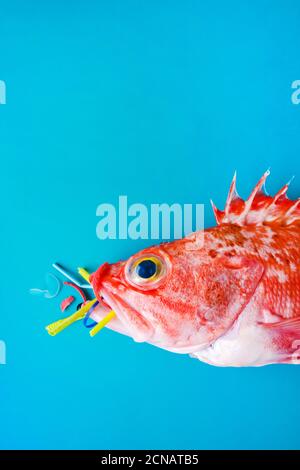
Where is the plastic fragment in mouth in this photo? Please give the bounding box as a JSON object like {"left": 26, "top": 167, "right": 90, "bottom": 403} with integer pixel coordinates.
{"left": 29, "top": 273, "right": 61, "bottom": 299}
{"left": 89, "top": 309, "right": 116, "bottom": 337}
{"left": 83, "top": 300, "right": 99, "bottom": 329}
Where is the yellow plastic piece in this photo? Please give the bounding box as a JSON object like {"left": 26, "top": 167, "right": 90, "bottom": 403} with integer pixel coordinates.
{"left": 46, "top": 298, "right": 98, "bottom": 336}
{"left": 90, "top": 310, "right": 116, "bottom": 337}
{"left": 77, "top": 267, "right": 91, "bottom": 283}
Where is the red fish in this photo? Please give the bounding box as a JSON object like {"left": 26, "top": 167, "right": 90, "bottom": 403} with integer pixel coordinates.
{"left": 89, "top": 171, "right": 300, "bottom": 367}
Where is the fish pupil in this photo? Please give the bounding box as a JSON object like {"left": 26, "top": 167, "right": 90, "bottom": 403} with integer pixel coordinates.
{"left": 136, "top": 259, "right": 157, "bottom": 279}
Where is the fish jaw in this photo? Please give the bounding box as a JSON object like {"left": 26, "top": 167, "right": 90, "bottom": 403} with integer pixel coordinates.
{"left": 102, "top": 285, "right": 155, "bottom": 342}
{"left": 90, "top": 283, "right": 155, "bottom": 343}
{"left": 89, "top": 300, "right": 132, "bottom": 338}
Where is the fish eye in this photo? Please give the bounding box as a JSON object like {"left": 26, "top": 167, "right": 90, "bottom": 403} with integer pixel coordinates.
{"left": 135, "top": 259, "right": 157, "bottom": 279}
{"left": 125, "top": 254, "right": 168, "bottom": 289}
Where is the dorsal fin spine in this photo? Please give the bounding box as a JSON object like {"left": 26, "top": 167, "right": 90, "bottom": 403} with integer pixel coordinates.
{"left": 236, "top": 170, "right": 270, "bottom": 224}
{"left": 284, "top": 198, "right": 300, "bottom": 225}
{"left": 210, "top": 199, "right": 223, "bottom": 225}
{"left": 211, "top": 171, "right": 300, "bottom": 227}
{"left": 225, "top": 171, "right": 239, "bottom": 217}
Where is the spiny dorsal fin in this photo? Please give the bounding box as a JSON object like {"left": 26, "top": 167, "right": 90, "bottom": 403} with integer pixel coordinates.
{"left": 211, "top": 170, "right": 300, "bottom": 227}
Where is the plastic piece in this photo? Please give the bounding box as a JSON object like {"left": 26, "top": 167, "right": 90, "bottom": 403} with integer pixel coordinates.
{"left": 52, "top": 262, "right": 92, "bottom": 289}
{"left": 60, "top": 295, "right": 75, "bottom": 312}
{"left": 63, "top": 281, "right": 87, "bottom": 302}
{"left": 29, "top": 273, "right": 61, "bottom": 299}
{"left": 90, "top": 310, "right": 116, "bottom": 337}
{"left": 46, "top": 298, "right": 98, "bottom": 336}
{"left": 78, "top": 267, "right": 91, "bottom": 283}
{"left": 83, "top": 300, "right": 99, "bottom": 328}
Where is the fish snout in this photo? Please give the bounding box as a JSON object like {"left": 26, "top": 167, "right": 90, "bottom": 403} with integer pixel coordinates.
{"left": 91, "top": 261, "right": 126, "bottom": 296}
{"left": 90, "top": 262, "right": 111, "bottom": 295}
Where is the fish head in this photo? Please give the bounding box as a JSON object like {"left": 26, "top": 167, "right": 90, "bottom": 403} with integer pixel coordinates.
{"left": 91, "top": 235, "right": 264, "bottom": 352}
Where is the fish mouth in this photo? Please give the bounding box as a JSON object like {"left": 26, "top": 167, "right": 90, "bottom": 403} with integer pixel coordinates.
{"left": 90, "top": 287, "right": 154, "bottom": 343}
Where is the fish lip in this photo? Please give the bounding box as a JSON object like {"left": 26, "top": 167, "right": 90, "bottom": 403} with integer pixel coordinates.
{"left": 99, "top": 286, "right": 154, "bottom": 343}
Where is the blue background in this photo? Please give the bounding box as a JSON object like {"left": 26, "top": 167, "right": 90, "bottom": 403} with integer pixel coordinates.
{"left": 1, "top": 0, "right": 300, "bottom": 450}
